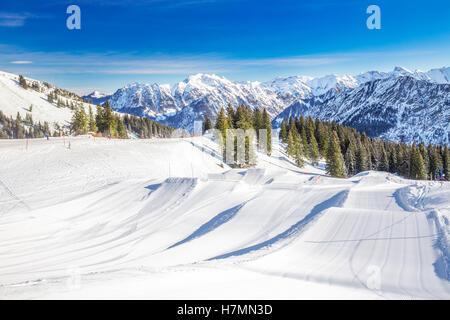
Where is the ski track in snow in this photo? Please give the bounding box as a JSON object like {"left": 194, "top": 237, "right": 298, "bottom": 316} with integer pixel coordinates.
{"left": 0, "top": 136, "right": 449, "bottom": 299}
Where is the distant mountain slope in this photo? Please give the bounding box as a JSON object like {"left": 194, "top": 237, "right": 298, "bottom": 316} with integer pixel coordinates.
{"left": 82, "top": 91, "right": 111, "bottom": 105}
{"left": 106, "top": 67, "right": 450, "bottom": 137}
{"left": 273, "top": 76, "right": 450, "bottom": 145}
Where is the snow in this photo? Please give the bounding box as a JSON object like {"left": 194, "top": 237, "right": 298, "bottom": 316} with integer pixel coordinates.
{"left": 0, "top": 136, "right": 448, "bottom": 299}
{"left": 0, "top": 71, "right": 97, "bottom": 131}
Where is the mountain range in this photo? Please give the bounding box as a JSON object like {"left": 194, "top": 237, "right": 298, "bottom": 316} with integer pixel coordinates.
{"left": 0, "top": 66, "right": 448, "bottom": 145}
{"left": 83, "top": 66, "right": 449, "bottom": 144}
{"left": 273, "top": 75, "right": 449, "bottom": 145}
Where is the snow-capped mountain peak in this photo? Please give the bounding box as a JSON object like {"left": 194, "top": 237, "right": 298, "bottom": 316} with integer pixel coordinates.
{"left": 82, "top": 90, "right": 112, "bottom": 105}
{"left": 393, "top": 66, "right": 413, "bottom": 74}
{"left": 90, "top": 90, "right": 108, "bottom": 98}
{"left": 104, "top": 66, "right": 449, "bottom": 143}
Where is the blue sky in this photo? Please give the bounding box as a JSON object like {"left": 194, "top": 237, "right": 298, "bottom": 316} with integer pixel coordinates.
{"left": 0, "top": 0, "right": 449, "bottom": 94}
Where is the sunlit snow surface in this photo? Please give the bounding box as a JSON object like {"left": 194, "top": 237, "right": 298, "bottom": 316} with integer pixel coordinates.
{"left": 0, "top": 71, "right": 98, "bottom": 131}
{"left": 0, "top": 136, "right": 448, "bottom": 299}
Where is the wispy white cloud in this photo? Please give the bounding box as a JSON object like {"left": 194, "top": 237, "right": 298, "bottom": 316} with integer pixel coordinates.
{"left": 10, "top": 60, "right": 33, "bottom": 64}
{"left": 0, "top": 49, "right": 346, "bottom": 76}
{"left": 236, "top": 56, "right": 348, "bottom": 67}
{"left": 0, "top": 12, "right": 52, "bottom": 27}
{"left": 0, "top": 46, "right": 443, "bottom": 83}
{"left": 0, "top": 13, "right": 27, "bottom": 27}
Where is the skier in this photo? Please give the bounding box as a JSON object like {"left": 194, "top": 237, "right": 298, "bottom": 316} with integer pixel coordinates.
{"left": 45, "top": 133, "right": 49, "bottom": 140}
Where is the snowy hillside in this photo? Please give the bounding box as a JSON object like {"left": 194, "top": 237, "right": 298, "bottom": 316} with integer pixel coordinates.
{"left": 0, "top": 136, "right": 448, "bottom": 299}
{"left": 0, "top": 71, "right": 97, "bottom": 132}
{"left": 273, "top": 76, "right": 450, "bottom": 145}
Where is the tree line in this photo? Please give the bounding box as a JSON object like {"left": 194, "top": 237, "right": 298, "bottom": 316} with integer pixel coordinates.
{"left": 0, "top": 110, "right": 51, "bottom": 139}
{"left": 280, "top": 115, "right": 449, "bottom": 180}
{"left": 19, "top": 74, "right": 89, "bottom": 104}
{"left": 0, "top": 101, "right": 173, "bottom": 139}
{"left": 70, "top": 100, "right": 174, "bottom": 138}
{"left": 213, "top": 104, "right": 272, "bottom": 167}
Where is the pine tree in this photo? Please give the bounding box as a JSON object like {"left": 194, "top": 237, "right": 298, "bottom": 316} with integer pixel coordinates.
{"left": 305, "top": 116, "right": 316, "bottom": 144}
{"left": 294, "top": 146, "right": 304, "bottom": 168}
{"left": 262, "top": 108, "right": 272, "bottom": 156}
{"left": 103, "top": 100, "right": 117, "bottom": 136}
{"left": 203, "top": 114, "right": 213, "bottom": 134}
{"left": 409, "top": 144, "right": 426, "bottom": 180}
{"left": 419, "top": 142, "right": 429, "bottom": 174}
{"left": 308, "top": 134, "right": 320, "bottom": 166}
{"left": 378, "top": 145, "right": 389, "bottom": 172}
{"left": 253, "top": 109, "right": 263, "bottom": 133}
{"left": 14, "top": 113, "right": 24, "bottom": 139}
{"left": 326, "top": 131, "right": 346, "bottom": 178}
{"left": 0, "top": 128, "right": 7, "bottom": 138}
{"left": 286, "top": 129, "right": 296, "bottom": 157}
{"left": 95, "top": 105, "right": 105, "bottom": 132}
{"left": 290, "top": 117, "right": 297, "bottom": 134}
{"left": 71, "top": 107, "right": 88, "bottom": 135}
{"left": 235, "top": 104, "right": 252, "bottom": 129}
{"left": 344, "top": 140, "right": 357, "bottom": 176}
{"left": 389, "top": 145, "right": 398, "bottom": 173}
{"left": 214, "top": 107, "right": 229, "bottom": 161}
{"left": 397, "top": 144, "right": 410, "bottom": 177}
{"left": 116, "top": 116, "right": 127, "bottom": 138}
{"left": 293, "top": 128, "right": 304, "bottom": 155}
{"left": 316, "top": 121, "right": 329, "bottom": 157}
{"left": 88, "top": 106, "right": 98, "bottom": 132}
{"left": 429, "top": 146, "right": 443, "bottom": 179}
{"left": 279, "top": 120, "right": 288, "bottom": 143}
{"left": 226, "top": 105, "right": 235, "bottom": 129}
{"left": 25, "top": 113, "right": 33, "bottom": 126}
{"left": 214, "top": 107, "right": 228, "bottom": 140}
{"left": 18, "top": 75, "right": 28, "bottom": 89}
{"left": 443, "top": 145, "right": 449, "bottom": 180}
{"left": 357, "top": 141, "right": 370, "bottom": 172}
{"left": 47, "top": 92, "right": 54, "bottom": 104}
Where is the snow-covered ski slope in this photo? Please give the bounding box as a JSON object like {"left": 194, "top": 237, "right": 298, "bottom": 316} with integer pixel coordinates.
{"left": 0, "top": 71, "right": 96, "bottom": 130}
{"left": 0, "top": 136, "right": 449, "bottom": 299}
